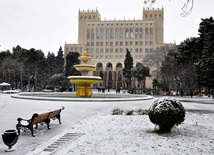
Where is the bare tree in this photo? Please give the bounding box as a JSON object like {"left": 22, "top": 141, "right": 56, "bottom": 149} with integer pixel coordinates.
{"left": 143, "top": 0, "right": 194, "bottom": 17}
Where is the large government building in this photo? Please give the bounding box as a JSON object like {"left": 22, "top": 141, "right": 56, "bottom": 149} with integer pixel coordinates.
{"left": 64, "top": 8, "right": 175, "bottom": 90}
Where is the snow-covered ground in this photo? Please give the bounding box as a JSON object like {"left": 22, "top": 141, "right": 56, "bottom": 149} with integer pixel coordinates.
{"left": 0, "top": 92, "right": 214, "bottom": 155}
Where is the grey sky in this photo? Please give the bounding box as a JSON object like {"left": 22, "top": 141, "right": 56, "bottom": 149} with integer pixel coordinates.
{"left": 0, "top": 0, "right": 213, "bottom": 55}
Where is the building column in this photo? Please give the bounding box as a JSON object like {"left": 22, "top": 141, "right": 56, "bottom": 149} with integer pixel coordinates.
{"left": 113, "top": 69, "right": 116, "bottom": 89}
{"left": 103, "top": 69, "right": 107, "bottom": 88}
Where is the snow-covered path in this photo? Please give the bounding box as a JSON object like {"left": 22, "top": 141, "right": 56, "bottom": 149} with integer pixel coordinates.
{"left": 0, "top": 93, "right": 214, "bottom": 154}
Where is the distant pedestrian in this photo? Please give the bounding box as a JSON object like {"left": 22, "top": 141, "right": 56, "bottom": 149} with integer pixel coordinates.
{"left": 190, "top": 89, "right": 193, "bottom": 98}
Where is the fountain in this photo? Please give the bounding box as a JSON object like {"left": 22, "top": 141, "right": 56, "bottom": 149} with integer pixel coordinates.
{"left": 67, "top": 50, "right": 101, "bottom": 97}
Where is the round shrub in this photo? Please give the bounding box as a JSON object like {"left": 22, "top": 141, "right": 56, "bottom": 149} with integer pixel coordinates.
{"left": 148, "top": 97, "right": 185, "bottom": 132}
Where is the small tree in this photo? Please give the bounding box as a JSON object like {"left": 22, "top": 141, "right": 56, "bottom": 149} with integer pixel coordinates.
{"left": 132, "top": 62, "right": 150, "bottom": 90}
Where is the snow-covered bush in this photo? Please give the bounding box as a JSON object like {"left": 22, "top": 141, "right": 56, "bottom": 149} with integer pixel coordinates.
{"left": 148, "top": 97, "right": 185, "bottom": 132}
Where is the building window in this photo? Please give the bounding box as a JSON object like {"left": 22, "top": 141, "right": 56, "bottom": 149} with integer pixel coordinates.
{"left": 87, "top": 29, "right": 90, "bottom": 39}
{"left": 87, "top": 42, "right": 90, "bottom": 46}
{"left": 140, "top": 48, "right": 143, "bottom": 52}
{"left": 91, "top": 49, "right": 94, "bottom": 53}
{"left": 130, "top": 28, "right": 133, "bottom": 38}
{"left": 110, "top": 42, "right": 114, "bottom": 46}
{"left": 85, "top": 16, "right": 87, "bottom": 20}
{"left": 120, "top": 42, "right": 123, "bottom": 46}
{"left": 120, "top": 48, "right": 123, "bottom": 53}
{"left": 150, "top": 14, "right": 152, "bottom": 18}
{"left": 150, "top": 41, "right": 153, "bottom": 45}
{"left": 155, "top": 14, "right": 157, "bottom": 18}
{"left": 140, "top": 28, "right": 143, "bottom": 38}
{"left": 106, "top": 55, "right": 108, "bottom": 59}
{"left": 118, "top": 71, "right": 122, "bottom": 80}
{"left": 125, "top": 42, "right": 128, "bottom": 46}
{"left": 125, "top": 28, "right": 129, "bottom": 38}
{"left": 145, "top": 48, "right": 148, "bottom": 52}
{"left": 110, "top": 28, "right": 114, "bottom": 39}
{"left": 96, "top": 49, "right": 99, "bottom": 53}
{"left": 81, "top": 16, "right": 83, "bottom": 20}
{"left": 120, "top": 28, "right": 123, "bottom": 39}
{"left": 135, "top": 48, "right": 138, "bottom": 52}
{"left": 140, "top": 42, "right": 143, "bottom": 46}
{"left": 96, "top": 42, "right": 99, "bottom": 46}
{"left": 106, "top": 49, "right": 109, "bottom": 53}
{"left": 101, "top": 28, "right": 104, "bottom": 39}
{"left": 145, "top": 14, "right": 148, "bottom": 18}
{"left": 110, "top": 49, "right": 113, "bottom": 53}
{"left": 100, "top": 42, "right": 103, "bottom": 46}
{"left": 93, "top": 15, "right": 95, "bottom": 19}
{"left": 91, "top": 29, "right": 94, "bottom": 39}
{"left": 135, "top": 42, "right": 138, "bottom": 46}
{"left": 116, "top": 49, "right": 118, "bottom": 53}
{"left": 150, "top": 28, "right": 153, "bottom": 38}
{"left": 89, "top": 16, "right": 91, "bottom": 19}
{"left": 145, "top": 28, "right": 148, "bottom": 38}
{"left": 145, "top": 41, "right": 148, "bottom": 46}
{"left": 150, "top": 48, "right": 153, "bottom": 52}
{"left": 96, "top": 29, "right": 100, "bottom": 39}
{"left": 100, "top": 49, "right": 104, "bottom": 53}
{"left": 130, "top": 42, "right": 133, "bottom": 46}
{"left": 91, "top": 42, "right": 94, "bottom": 46}
{"left": 106, "top": 42, "right": 109, "bottom": 46}
{"left": 116, "top": 28, "right": 119, "bottom": 39}
{"left": 106, "top": 28, "right": 109, "bottom": 39}
{"left": 135, "top": 28, "right": 138, "bottom": 39}
{"left": 116, "top": 42, "right": 119, "bottom": 46}
{"left": 159, "top": 14, "right": 162, "bottom": 18}
{"left": 109, "top": 71, "right": 112, "bottom": 80}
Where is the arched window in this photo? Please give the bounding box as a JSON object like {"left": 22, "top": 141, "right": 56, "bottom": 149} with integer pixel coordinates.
{"left": 140, "top": 28, "right": 143, "bottom": 38}
{"left": 145, "top": 14, "right": 148, "bottom": 18}
{"left": 135, "top": 28, "right": 138, "bottom": 39}
{"left": 106, "top": 28, "right": 109, "bottom": 39}
{"left": 118, "top": 71, "right": 122, "bottom": 80}
{"left": 96, "top": 29, "right": 100, "bottom": 39}
{"left": 110, "top": 28, "right": 114, "bottom": 39}
{"left": 89, "top": 16, "right": 91, "bottom": 19}
{"left": 130, "top": 28, "right": 133, "bottom": 38}
{"left": 93, "top": 15, "right": 95, "bottom": 19}
{"left": 159, "top": 14, "right": 162, "bottom": 18}
{"left": 150, "top": 14, "right": 152, "bottom": 18}
{"left": 87, "top": 29, "right": 90, "bottom": 39}
{"left": 85, "top": 16, "right": 87, "bottom": 20}
{"left": 125, "top": 28, "right": 129, "bottom": 38}
{"left": 109, "top": 71, "right": 112, "bottom": 80}
{"left": 155, "top": 14, "right": 157, "bottom": 18}
{"left": 120, "top": 28, "right": 123, "bottom": 39}
{"left": 91, "top": 29, "right": 94, "bottom": 39}
{"left": 116, "top": 28, "right": 119, "bottom": 39}
{"left": 107, "top": 63, "right": 112, "bottom": 68}
{"left": 101, "top": 28, "right": 104, "bottom": 39}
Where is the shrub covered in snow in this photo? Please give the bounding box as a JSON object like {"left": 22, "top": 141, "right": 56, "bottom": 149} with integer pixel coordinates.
{"left": 148, "top": 97, "right": 185, "bottom": 132}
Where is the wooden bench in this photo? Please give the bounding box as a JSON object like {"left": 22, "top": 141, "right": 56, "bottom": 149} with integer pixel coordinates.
{"left": 16, "top": 107, "right": 64, "bottom": 137}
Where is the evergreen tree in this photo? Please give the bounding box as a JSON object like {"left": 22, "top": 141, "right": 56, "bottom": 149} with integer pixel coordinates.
{"left": 65, "top": 52, "right": 81, "bottom": 77}
{"left": 56, "top": 46, "right": 64, "bottom": 73}
{"left": 122, "top": 48, "right": 133, "bottom": 88}
{"left": 195, "top": 17, "right": 214, "bottom": 95}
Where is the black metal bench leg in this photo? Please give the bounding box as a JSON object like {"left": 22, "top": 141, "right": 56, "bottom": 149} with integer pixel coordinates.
{"left": 57, "top": 114, "right": 62, "bottom": 124}
{"left": 28, "top": 124, "right": 35, "bottom": 137}
{"left": 45, "top": 119, "right": 51, "bottom": 130}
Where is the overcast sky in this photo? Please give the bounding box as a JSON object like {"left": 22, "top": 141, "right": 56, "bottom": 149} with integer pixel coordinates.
{"left": 0, "top": 0, "right": 213, "bottom": 56}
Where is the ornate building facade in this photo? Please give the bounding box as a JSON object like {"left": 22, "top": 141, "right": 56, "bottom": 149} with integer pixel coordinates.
{"left": 64, "top": 8, "right": 175, "bottom": 89}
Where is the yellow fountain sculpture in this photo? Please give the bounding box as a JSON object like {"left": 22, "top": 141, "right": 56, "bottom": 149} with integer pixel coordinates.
{"left": 67, "top": 50, "right": 101, "bottom": 97}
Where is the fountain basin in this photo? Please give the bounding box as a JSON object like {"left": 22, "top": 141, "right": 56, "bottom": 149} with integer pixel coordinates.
{"left": 73, "top": 65, "right": 96, "bottom": 72}
{"left": 68, "top": 76, "right": 101, "bottom": 85}
{"left": 68, "top": 76, "right": 101, "bottom": 97}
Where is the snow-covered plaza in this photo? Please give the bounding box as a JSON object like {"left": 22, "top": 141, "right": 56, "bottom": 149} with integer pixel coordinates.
{"left": 0, "top": 91, "right": 214, "bottom": 155}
